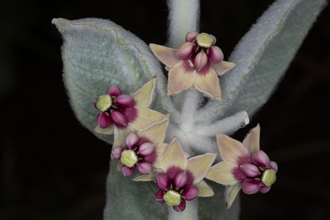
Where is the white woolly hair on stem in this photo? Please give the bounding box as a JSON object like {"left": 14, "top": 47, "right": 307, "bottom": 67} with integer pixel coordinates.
{"left": 168, "top": 199, "right": 199, "bottom": 220}
{"left": 167, "top": 0, "right": 200, "bottom": 48}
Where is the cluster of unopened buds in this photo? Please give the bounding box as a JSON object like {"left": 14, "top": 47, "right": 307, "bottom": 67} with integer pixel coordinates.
{"left": 94, "top": 32, "right": 278, "bottom": 211}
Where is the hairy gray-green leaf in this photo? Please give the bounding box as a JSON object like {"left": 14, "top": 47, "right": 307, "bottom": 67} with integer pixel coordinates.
{"left": 104, "top": 161, "right": 167, "bottom": 220}
{"left": 52, "top": 18, "right": 172, "bottom": 144}
{"left": 198, "top": 0, "right": 327, "bottom": 121}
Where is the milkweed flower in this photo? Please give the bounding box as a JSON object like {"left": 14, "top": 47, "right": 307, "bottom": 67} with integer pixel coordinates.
{"left": 205, "top": 125, "right": 278, "bottom": 208}
{"left": 135, "top": 137, "right": 216, "bottom": 212}
{"left": 150, "top": 32, "right": 235, "bottom": 100}
{"left": 94, "top": 78, "right": 168, "bottom": 148}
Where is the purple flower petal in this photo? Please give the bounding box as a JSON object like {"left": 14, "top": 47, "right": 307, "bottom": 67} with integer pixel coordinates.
{"left": 107, "top": 85, "right": 122, "bottom": 96}
{"left": 112, "top": 147, "right": 125, "bottom": 160}
{"left": 185, "top": 32, "right": 198, "bottom": 42}
{"left": 181, "top": 185, "right": 199, "bottom": 201}
{"left": 137, "top": 162, "right": 153, "bottom": 174}
{"left": 173, "top": 199, "right": 186, "bottom": 212}
{"left": 125, "top": 132, "right": 139, "bottom": 149}
{"left": 114, "top": 94, "right": 135, "bottom": 108}
{"left": 239, "top": 163, "right": 260, "bottom": 178}
{"left": 155, "top": 190, "right": 165, "bottom": 203}
{"left": 177, "top": 42, "right": 195, "bottom": 60}
{"left": 194, "top": 50, "right": 208, "bottom": 71}
{"left": 252, "top": 150, "right": 270, "bottom": 169}
{"left": 174, "top": 171, "right": 189, "bottom": 189}
{"left": 208, "top": 46, "right": 224, "bottom": 64}
{"left": 121, "top": 165, "right": 135, "bottom": 176}
{"left": 110, "top": 110, "right": 128, "bottom": 128}
{"left": 156, "top": 173, "right": 170, "bottom": 190}
{"left": 260, "top": 185, "right": 271, "bottom": 194}
{"left": 269, "top": 161, "right": 278, "bottom": 172}
{"left": 97, "top": 112, "right": 112, "bottom": 128}
{"left": 242, "top": 179, "right": 261, "bottom": 195}
{"left": 138, "top": 142, "right": 155, "bottom": 156}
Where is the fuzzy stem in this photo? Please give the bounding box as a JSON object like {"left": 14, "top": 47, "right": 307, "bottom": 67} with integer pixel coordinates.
{"left": 180, "top": 89, "right": 201, "bottom": 128}
{"left": 167, "top": 0, "right": 200, "bottom": 48}
{"left": 168, "top": 199, "right": 199, "bottom": 220}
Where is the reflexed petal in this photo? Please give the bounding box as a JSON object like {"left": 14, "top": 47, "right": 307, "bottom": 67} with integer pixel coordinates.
{"left": 252, "top": 150, "right": 270, "bottom": 169}
{"left": 168, "top": 62, "right": 195, "bottom": 96}
{"left": 130, "top": 108, "right": 167, "bottom": 130}
{"left": 125, "top": 132, "right": 139, "bottom": 149}
{"left": 94, "top": 124, "right": 114, "bottom": 135}
{"left": 216, "top": 133, "right": 250, "bottom": 163}
{"left": 137, "top": 162, "right": 153, "bottom": 174}
{"left": 211, "top": 60, "right": 236, "bottom": 76}
{"left": 181, "top": 185, "right": 199, "bottom": 201}
{"left": 206, "top": 162, "right": 239, "bottom": 185}
{"left": 225, "top": 183, "right": 242, "bottom": 208}
{"left": 131, "top": 78, "right": 156, "bottom": 108}
{"left": 195, "top": 180, "right": 214, "bottom": 197}
{"left": 194, "top": 68, "right": 222, "bottom": 100}
{"left": 133, "top": 172, "right": 157, "bottom": 181}
{"left": 242, "top": 179, "right": 261, "bottom": 194}
{"left": 208, "top": 46, "right": 224, "bottom": 64}
{"left": 149, "top": 44, "right": 181, "bottom": 67}
{"left": 107, "top": 85, "right": 122, "bottom": 96}
{"left": 161, "top": 137, "right": 187, "bottom": 171}
{"left": 153, "top": 143, "right": 168, "bottom": 169}
{"left": 139, "top": 115, "right": 169, "bottom": 144}
{"left": 194, "top": 50, "right": 208, "bottom": 71}
{"left": 113, "top": 126, "right": 131, "bottom": 148}
{"left": 187, "top": 153, "right": 216, "bottom": 184}
{"left": 114, "top": 94, "right": 135, "bottom": 108}
{"left": 242, "top": 124, "right": 260, "bottom": 154}
{"left": 177, "top": 42, "right": 195, "bottom": 60}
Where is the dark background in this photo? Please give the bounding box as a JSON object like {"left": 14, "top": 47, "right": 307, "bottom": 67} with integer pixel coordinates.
{"left": 1, "top": 0, "right": 329, "bottom": 219}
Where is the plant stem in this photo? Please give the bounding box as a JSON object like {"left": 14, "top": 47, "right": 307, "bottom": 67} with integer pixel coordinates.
{"left": 168, "top": 199, "right": 199, "bottom": 220}
{"left": 167, "top": 0, "right": 200, "bottom": 48}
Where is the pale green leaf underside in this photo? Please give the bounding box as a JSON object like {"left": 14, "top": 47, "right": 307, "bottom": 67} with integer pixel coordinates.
{"left": 52, "top": 18, "right": 171, "bottom": 144}
{"left": 199, "top": 0, "right": 327, "bottom": 121}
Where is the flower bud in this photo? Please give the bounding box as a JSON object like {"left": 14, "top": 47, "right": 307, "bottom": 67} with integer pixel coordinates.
{"left": 181, "top": 185, "right": 199, "bottom": 201}
{"left": 174, "top": 171, "right": 188, "bottom": 189}
{"left": 125, "top": 132, "right": 139, "bottom": 149}
{"left": 173, "top": 200, "right": 186, "bottom": 212}
{"left": 240, "top": 163, "right": 260, "bottom": 178}
{"left": 112, "top": 147, "right": 124, "bottom": 160}
{"left": 185, "top": 32, "right": 198, "bottom": 42}
{"left": 156, "top": 173, "right": 170, "bottom": 190}
{"left": 137, "top": 162, "right": 153, "bottom": 174}
{"left": 121, "top": 165, "right": 135, "bottom": 176}
{"left": 156, "top": 190, "right": 165, "bottom": 203}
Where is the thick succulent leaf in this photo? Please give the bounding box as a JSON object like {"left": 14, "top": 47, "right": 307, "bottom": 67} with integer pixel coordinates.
{"left": 52, "top": 18, "right": 171, "bottom": 144}
{"left": 104, "top": 160, "right": 168, "bottom": 220}
{"left": 198, "top": 0, "right": 327, "bottom": 121}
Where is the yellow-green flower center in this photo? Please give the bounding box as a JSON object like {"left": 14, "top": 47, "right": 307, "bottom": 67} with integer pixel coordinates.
{"left": 261, "top": 169, "right": 276, "bottom": 187}
{"left": 120, "top": 150, "right": 138, "bottom": 168}
{"left": 96, "top": 95, "right": 112, "bottom": 112}
{"left": 196, "top": 33, "right": 213, "bottom": 48}
{"left": 163, "top": 190, "right": 181, "bottom": 206}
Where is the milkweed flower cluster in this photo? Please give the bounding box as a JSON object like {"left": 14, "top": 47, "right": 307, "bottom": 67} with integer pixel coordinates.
{"left": 93, "top": 33, "right": 278, "bottom": 212}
